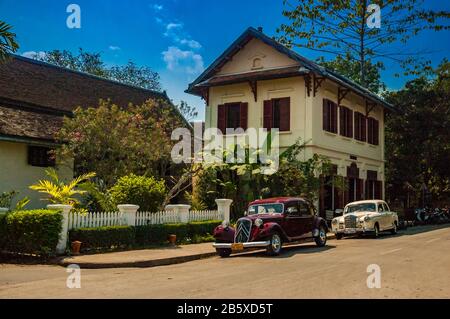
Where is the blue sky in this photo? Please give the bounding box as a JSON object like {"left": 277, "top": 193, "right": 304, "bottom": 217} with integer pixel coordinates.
{"left": 1, "top": 0, "right": 449, "bottom": 121}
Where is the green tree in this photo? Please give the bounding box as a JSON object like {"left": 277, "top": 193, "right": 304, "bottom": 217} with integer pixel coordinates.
{"left": 31, "top": 49, "right": 161, "bottom": 91}
{"left": 317, "top": 53, "right": 385, "bottom": 93}
{"left": 176, "top": 100, "right": 198, "bottom": 122}
{"left": 0, "top": 20, "right": 19, "bottom": 62}
{"left": 277, "top": 0, "right": 449, "bottom": 87}
{"left": 385, "top": 60, "right": 450, "bottom": 206}
{"left": 56, "top": 99, "right": 185, "bottom": 186}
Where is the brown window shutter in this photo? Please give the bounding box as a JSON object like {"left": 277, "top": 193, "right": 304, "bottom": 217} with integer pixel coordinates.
{"left": 374, "top": 119, "right": 379, "bottom": 145}
{"left": 279, "top": 97, "right": 290, "bottom": 131}
{"left": 365, "top": 180, "right": 370, "bottom": 199}
{"left": 356, "top": 178, "right": 363, "bottom": 200}
{"left": 361, "top": 115, "right": 367, "bottom": 141}
{"left": 354, "top": 113, "right": 360, "bottom": 140}
{"left": 332, "top": 102, "right": 338, "bottom": 133}
{"left": 375, "top": 181, "right": 382, "bottom": 199}
{"left": 240, "top": 102, "right": 248, "bottom": 130}
{"left": 339, "top": 106, "right": 345, "bottom": 136}
{"left": 367, "top": 118, "right": 373, "bottom": 144}
{"left": 217, "top": 104, "right": 226, "bottom": 134}
{"left": 263, "top": 100, "right": 273, "bottom": 130}
{"left": 347, "top": 109, "right": 353, "bottom": 138}
{"left": 323, "top": 99, "right": 329, "bottom": 131}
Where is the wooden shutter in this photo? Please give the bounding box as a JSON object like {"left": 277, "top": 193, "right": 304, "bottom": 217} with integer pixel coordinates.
{"left": 361, "top": 114, "right": 367, "bottom": 141}
{"left": 375, "top": 181, "right": 382, "bottom": 199}
{"left": 356, "top": 178, "right": 363, "bottom": 200}
{"left": 354, "top": 113, "right": 360, "bottom": 140}
{"left": 373, "top": 119, "right": 379, "bottom": 145}
{"left": 279, "top": 97, "right": 290, "bottom": 131}
{"left": 217, "top": 104, "right": 226, "bottom": 134}
{"left": 240, "top": 102, "right": 248, "bottom": 130}
{"left": 331, "top": 102, "right": 338, "bottom": 133}
{"left": 263, "top": 100, "right": 273, "bottom": 130}
{"left": 347, "top": 109, "right": 353, "bottom": 138}
{"left": 339, "top": 106, "right": 345, "bottom": 136}
{"left": 323, "top": 99, "right": 329, "bottom": 131}
{"left": 367, "top": 118, "right": 373, "bottom": 144}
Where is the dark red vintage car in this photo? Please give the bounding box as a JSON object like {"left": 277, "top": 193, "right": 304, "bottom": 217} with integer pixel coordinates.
{"left": 213, "top": 197, "right": 329, "bottom": 257}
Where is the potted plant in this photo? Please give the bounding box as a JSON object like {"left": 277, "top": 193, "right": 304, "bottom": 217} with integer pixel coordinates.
{"left": 71, "top": 241, "right": 82, "bottom": 255}
{"left": 168, "top": 234, "right": 177, "bottom": 245}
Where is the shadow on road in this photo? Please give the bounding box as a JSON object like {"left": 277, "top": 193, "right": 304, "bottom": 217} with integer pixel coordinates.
{"left": 230, "top": 243, "right": 336, "bottom": 259}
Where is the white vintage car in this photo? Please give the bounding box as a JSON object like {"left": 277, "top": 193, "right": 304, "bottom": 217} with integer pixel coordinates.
{"left": 331, "top": 200, "right": 399, "bottom": 239}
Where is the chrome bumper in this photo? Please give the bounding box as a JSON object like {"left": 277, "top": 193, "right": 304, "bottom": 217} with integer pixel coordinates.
{"left": 334, "top": 228, "right": 373, "bottom": 234}
{"left": 213, "top": 241, "right": 271, "bottom": 249}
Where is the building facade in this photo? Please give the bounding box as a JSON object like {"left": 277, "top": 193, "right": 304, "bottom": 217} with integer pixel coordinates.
{"left": 0, "top": 56, "right": 172, "bottom": 209}
{"left": 187, "top": 27, "right": 395, "bottom": 218}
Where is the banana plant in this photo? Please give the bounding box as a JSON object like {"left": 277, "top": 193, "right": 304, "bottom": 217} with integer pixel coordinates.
{"left": 30, "top": 168, "right": 96, "bottom": 205}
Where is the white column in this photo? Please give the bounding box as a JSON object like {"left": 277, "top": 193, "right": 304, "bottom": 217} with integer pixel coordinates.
{"left": 47, "top": 204, "right": 72, "bottom": 255}
{"left": 215, "top": 199, "right": 233, "bottom": 222}
{"left": 117, "top": 204, "right": 139, "bottom": 226}
{"left": 166, "top": 204, "right": 191, "bottom": 223}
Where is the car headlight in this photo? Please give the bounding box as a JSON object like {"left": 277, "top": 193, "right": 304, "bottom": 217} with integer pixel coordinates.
{"left": 221, "top": 220, "right": 230, "bottom": 228}
{"left": 254, "top": 218, "right": 263, "bottom": 227}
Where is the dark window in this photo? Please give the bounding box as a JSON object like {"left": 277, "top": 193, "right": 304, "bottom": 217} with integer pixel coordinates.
{"left": 367, "top": 117, "right": 379, "bottom": 145}
{"left": 263, "top": 97, "right": 290, "bottom": 131}
{"left": 339, "top": 106, "right": 353, "bottom": 138}
{"left": 354, "top": 112, "right": 367, "bottom": 142}
{"left": 28, "top": 146, "right": 55, "bottom": 167}
{"left": 226, "top": 103, "right": 241, "bottom": 130}
{"left": 298, "top": 201, "right": 311, "bottom": 216}
{"left": 217, "top": 102, "right": 248, "bottom": 133}
{"left": 322, "top": 99, "right": 338, "bottom": 133}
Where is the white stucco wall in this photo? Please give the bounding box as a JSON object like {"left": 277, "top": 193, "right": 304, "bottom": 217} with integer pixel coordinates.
{"left": 0, "top": 141, "right": 74, "bottom": 209}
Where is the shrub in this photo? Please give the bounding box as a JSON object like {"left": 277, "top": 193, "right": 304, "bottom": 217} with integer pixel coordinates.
{"left": 69, "top": 220, "right": 222, "bottom": 251}
{"left": 134, "top": 220, "right": 221, "bottom": 245}
{"left": 109, "top": 174, "right": 166, "bottom": 212}
{"left": 1, "top": 209, "right": 63, "bottom": 256}
{"left": 69, "top": 226, "right": 135, "bottom": 252}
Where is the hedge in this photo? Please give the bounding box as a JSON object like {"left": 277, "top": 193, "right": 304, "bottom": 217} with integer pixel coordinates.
{"left": 69, "top": 220, "right": 221, "bottom": 252}
{"left": 69, "top": 226, "right": 135, "bottom": 251}
{"left": 0, "top": 209, "right": 63, "bottom": 256}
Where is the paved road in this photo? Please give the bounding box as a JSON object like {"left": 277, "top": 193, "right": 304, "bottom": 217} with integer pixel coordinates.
{"left": 1, "top": 225, "right": 449, "bottom": 298}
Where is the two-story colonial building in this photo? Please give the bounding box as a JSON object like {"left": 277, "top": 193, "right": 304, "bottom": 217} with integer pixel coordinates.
{"left": 186, "top": 27, "right": 396, "bottom": 219}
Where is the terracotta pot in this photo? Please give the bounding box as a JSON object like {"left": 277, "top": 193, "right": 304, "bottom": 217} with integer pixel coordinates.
{"left": 71, "top": 241, "right": 82, "bottom": 255}
{"left": 168, "top": 234, "right": 177, "bottom": 245}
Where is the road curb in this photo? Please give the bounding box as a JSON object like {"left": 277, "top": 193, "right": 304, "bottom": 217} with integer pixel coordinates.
{"left": 59, "top": 251, "right": 218, "bottom": 269}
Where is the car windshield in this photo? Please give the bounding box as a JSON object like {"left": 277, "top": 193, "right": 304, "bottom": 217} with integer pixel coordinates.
{"left": 248, "top": 203, "right": 284, "bottom": 215}
{"left": 345, "top": 203, "right": 376, "bottom": 214}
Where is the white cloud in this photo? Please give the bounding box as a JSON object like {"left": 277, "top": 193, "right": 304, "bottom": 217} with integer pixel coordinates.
{"left": 166, "top": 23, "right": 183, "bottom": 31}
{"left": 108, "top": 45, "right": 121, "bottom": 51}
{"left": 180, "top": 39, "right": 202, "bottom": 49}
{"left": 22, "top": 51, "right": 46, "bottom": 60}
{"left": 162, "top": 46, "right": 204, "bottom": 75}
{"left": 152, "top": 4, "right": 163, "bottom": 11}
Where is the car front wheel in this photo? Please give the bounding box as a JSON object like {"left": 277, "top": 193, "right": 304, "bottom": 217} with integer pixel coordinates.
{"left": 216, "top": 248, "right": 232, "bottom": 258}
{"left": 373, "top": 223, "right": 380, "bottom": 238}
{"left": 315, "top": 226, "right": 327, "bottom": 247}
{"left": 390, "top": 222, "right": 398, "bottom": 235}
{"left": 266, "top": 233, "right": 282, "bottom": 256}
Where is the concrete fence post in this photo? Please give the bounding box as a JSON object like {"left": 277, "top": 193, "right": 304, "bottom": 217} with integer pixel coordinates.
{"left": 215, "top": 199, "right": 233, "bottom": 222}
{"left": 165, "top": 204, "right": 191, "bottom": 223}
{"left": 117, "top": 204, "right": 140, "bottom": 226}
{"left": 47, "top": 204, "right": 72, "bottom": 255}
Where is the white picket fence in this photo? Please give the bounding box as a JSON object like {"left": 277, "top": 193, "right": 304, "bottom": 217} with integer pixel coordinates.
{"left": 68, "top": 209, "right": 223, "bottom": 230}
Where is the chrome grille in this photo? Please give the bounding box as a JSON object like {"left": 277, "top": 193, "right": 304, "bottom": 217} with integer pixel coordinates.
{"left": 234, "top": 218, "right": 252, "bottom": 243}
{"left": 344, "top": 215, "right": 357, "bottom": 228}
